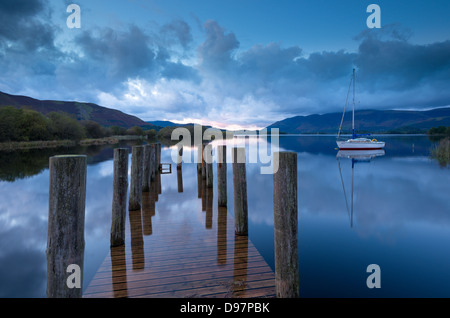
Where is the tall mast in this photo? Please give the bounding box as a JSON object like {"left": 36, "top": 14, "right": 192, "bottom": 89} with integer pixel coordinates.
{"left": 352, "top": 68, "right": 355, "bottom": 139}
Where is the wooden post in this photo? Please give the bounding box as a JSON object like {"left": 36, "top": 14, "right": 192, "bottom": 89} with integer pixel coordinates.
{"left": 206, "top": 163, "right": 213, "bottom": 188}
{"left": 46, "top": 155, "right": 87, "bottom": 298}
{"left": 142, "top": 145, "right": 151, "bottom": 192}
{"left": 129, "top": 145, "right": 144, "bottom": 211}
{"left": 197, "top": 145, "right": 203, "bottom": 173}
{"left": 201, "top": 143, "right": 206, "bottom": 179}
{"left": 157, "top": 143, "right": 161, "bottom": 172}
{"left": 153, "top": 143, "right": 160, "bottom": 175}
{"left": 273, "top": 151, "right": 299, "bottom": 298}
{"left": 205, "top": 143, "right": 213, "bottom": 188}
{"left": 177, "top": 145, "right": 183, "bottom": 169}
{"left": 150, "top": 143, "right": 156, "bottom": 181}
{"left": 111, "top": 148, "right": 128, "bottom": 247}
{"left": 232, "top": 147, "right": 248, "bottom": 236}
{"left": 217, "top": 145, "right": 227, "bottom": 207}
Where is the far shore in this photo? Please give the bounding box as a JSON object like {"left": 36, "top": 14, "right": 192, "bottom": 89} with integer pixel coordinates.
{"left": 0, "top": 135, "right": 146, "bottom": 151}
{"left": 1, "top": 132, "right": 441, "bottom": 152}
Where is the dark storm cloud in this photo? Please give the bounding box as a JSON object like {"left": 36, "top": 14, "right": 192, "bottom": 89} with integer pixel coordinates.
{"left": 0, "top": 0, "right": 55, "bottom": 52}
{"left": 71, "top": 23, "right": 201, "bottom": 94}
{"left": 239, "top": 43, "right": 303, "bottom": 80}
{"left": 76, "top": 25, "right": 156, "bottom": 80}
{"left": 161, "top": 60, "right": 201, "bottom": 83}
{"left": 160, "top": 19, "right": 193, "bottom": 49}
{"left": 197, "top": 20, "right": 240, "bottom": 70}
{"left": 355, "top": 36, "right": 450, "bottom": 91}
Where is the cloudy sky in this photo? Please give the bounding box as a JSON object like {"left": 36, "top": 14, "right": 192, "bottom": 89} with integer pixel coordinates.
{"left": 0, "top": 0, "right": 449, "bottom": 129}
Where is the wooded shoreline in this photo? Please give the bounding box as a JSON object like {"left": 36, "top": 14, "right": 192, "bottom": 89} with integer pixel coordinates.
{"left": 0, "top": 135, "right": 146, "bottom": 151}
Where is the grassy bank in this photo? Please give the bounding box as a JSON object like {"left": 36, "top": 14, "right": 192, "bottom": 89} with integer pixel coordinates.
{"left": 0, "top": 135, "right": 146, "bottom": 151}
{"left": 431, "top": 137, "right": 450, "bottom": 167}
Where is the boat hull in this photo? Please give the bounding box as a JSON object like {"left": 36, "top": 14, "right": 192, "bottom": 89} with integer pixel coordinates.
{"left": 336, "top": 140, "right": 385, "bottom": 150}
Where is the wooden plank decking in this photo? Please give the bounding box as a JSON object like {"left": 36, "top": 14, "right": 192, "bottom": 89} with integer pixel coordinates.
{"left": 83, "top": 170, "right": 276, "bottom": 298}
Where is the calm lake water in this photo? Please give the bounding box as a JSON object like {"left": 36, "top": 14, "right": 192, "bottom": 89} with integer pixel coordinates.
{"left": 0, "top": 135, "right": 449, "bottom": 298}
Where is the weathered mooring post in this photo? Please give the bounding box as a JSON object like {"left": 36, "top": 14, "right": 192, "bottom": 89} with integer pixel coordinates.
{"left": 273, "top": 151, "right": 299, "bottom": 298}
{"left": 177, "top": 144, "right": 183, "bottom": 169}
{"left": 46, "top": 155, "right": 87, "bottom": 298}
{"left": 150, "top": 143, "right": 156, "bottom": 182}
{"left": 232, "top": 147, "right": 248, "bottom": 236}
{"left": 110, "top": 148, "right": 128, "bottom": 247}
{"left": 129, "top": 145, "right": 144, "bottom": 211}
{"left": 142, "top": 145, "right": 152, "bottom": 192}
{"left": 156, "top": 143, "right": 161, "bottom": 172}
{"left": 201, "top": 143, "right": 206, "bottom": 179}
{"left": 197, "top": 144, "right": 203, "bottom": 173}
{"left": 217, "top": 145, "right": 227, "bottom": 207}
{"left": 205, "top": 143, "right": 213, "bottom": 188}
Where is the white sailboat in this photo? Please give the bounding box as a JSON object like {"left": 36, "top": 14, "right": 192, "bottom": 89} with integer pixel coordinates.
{"left": 336, "top": 69, "right": 385, "bottom": 150}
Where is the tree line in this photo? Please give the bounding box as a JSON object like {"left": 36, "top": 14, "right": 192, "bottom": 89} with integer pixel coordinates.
{"left": 0, "top": 106, "right": 156, "bottom": 142}
{"left": 428, "top": 126, "right": 450, "bottom": 136}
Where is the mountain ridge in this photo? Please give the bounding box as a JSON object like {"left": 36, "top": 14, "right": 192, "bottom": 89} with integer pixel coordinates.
{"left": 2, "top": 90, "right": 449, "bottom": 134}
{"left": 266, "top": 107, "right": 450, "bottom": 134}
{"left": 0, "top": 90, "right": 153, "bottom": 129}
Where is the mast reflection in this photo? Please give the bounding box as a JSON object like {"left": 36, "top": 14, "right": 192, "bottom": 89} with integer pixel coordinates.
{"left": 337, "top": 149, "right": 385, "bottom": 228}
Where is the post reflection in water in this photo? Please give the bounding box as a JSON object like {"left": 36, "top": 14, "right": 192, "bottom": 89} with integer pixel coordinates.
{"left": 232, "top": 235, "right": 248, "bottom": 297}
{"left": 205, "top": 187, "right": 213, "bottom": 229}
{"left": 177, "top": 165, "right": 183, "bottom": 193}
{"left": 84, "top": 156, "right": 275, "bottom": 298}
{"left": 155, "top": 170, "right": 161, "bottom": 202}
{"left": 110, "top": 244, "right": 128, "bottom": 298}
{"left": 201, "top": 174, "right": 206, "bottom": 212}
{"left": 128, "top": 209, "right": 144, "bottom": 271}
{"left": 217, "top": 206, "right": 228, "bottom": 265}
{"left": 197, "top": 170, "right": 202, "bottom": 199}
{"left": 157, "top": 171, "right": 162, "bottom": 196}
{"left": 141, "top": 192, "right": 153, "bottom": 236}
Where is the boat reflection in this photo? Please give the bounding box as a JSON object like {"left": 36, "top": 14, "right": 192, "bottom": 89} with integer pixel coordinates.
{"left": 336, "top": 149, "right": 385, "bottom": 228}
{"left": 337, "top": 149, "right": 385, "bottom": 161}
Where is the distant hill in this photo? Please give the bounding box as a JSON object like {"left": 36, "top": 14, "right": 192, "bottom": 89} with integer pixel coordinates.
{"left": 147, "top": 120, "right": 179, "bottom": 128}
{"left": 146, "top": 120, "right": 203, "bottom": 131}
{"left": 0, "top": 91, "right": 154, "bottom": 129}
{"left": 266, "top": 107, "right": 450, "bottom": 134}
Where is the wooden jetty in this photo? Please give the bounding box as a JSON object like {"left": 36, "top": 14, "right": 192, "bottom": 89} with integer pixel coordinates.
{"left": 83, "top": 164, "right": 276, "bottom": 298}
